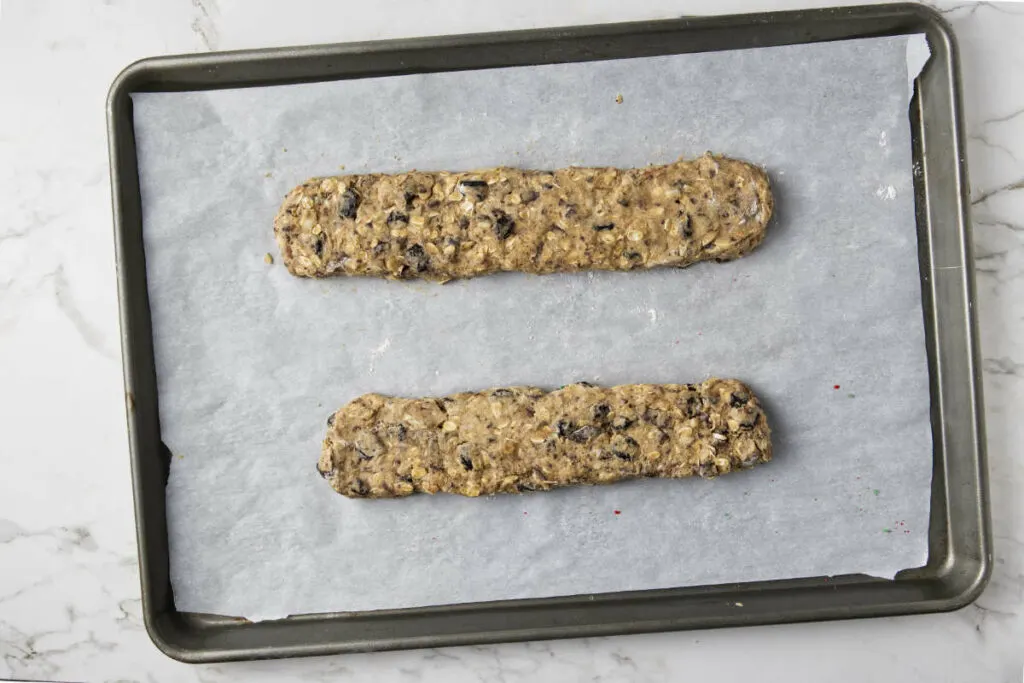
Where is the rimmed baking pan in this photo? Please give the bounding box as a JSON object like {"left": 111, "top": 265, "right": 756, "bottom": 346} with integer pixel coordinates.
{"left": 108, "top": 2, "right": 989, "bottom": 662}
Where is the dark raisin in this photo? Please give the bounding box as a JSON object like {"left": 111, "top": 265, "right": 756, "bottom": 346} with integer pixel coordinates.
{"left": 611, "top": 416, "right": 633, "bottom": 431}
{"left": 643, "top": 408, "right": 671, "bottom": 429}
{"left": 575, "top": 381, "right": 595, "bottom": 387}
{"left": 624, "top": 436, "right": 639, "bottom": 448}
{"left": 592, "top": 403, "right": 610, "bottom": 421}
{"left": 458, "top": 216, "right": 470, "bottom": 230}
{"left": 391, "top": 423, "right": 407, "bottom": 441}
{"left": 593, "top": 223, "right": 615, "bottom": 231}
{"left": 427, "top": 200, "right": 440, "bottom": 209}
{"left": 399, "top": 474, "right": 413, "bottom": 484}
{"left": 555, "top": 420, "right": 576, "bottom": 438}
{"left": 372, "top": 241, "right": 389, "bottom": 256}
{"left": 317, "top": 465, "right": 334, "bottom": 480}
{"left": 326, "top": 414, "right": 335, "bottom": 427}
{"left": 404, "top": 191, "right": 417, "bottom": 206}
{"left": 684, "top": 396, "right": 701, "bottom": 417}
{"left": 679, "top": 215, "right": 693, "bottom": 238}
{"left": 339, "top": 189, "right": 360, "bottom": 219}
{"left": 564, "top": 205, "right": 578, "bottom": 219}
{"left": 542, "top": 183, "right": 554, "bottom": 190}
{"left": 625, "top": 251, "right": 642, "bottom": 260}
{"left": 312, "top": 236, "right": 324, "bottom": 256}
{"left": 458, "top": 179, "right": 487, "bottom": 187}
{"left": 730, "top": 392, "right": 749, "bottom": 407}
{"left": 405, "top": 244, "right": 430, "bottom": 273}
{"left": 355, "top": 447, "right": 373, "bottom": 461}
{"left": 458, "top": 179, "right": 489, "bottom": 202}
{"left": 491, "top": 388, "right": 514, "bottom": 398}
{"left": 517, "top": 482, "right": 539, "bottom": 492}
{"left": 493, "top": 210, "right": 515, "bottom": 240}
{"left": 522, "top": 190, "right": 539, "bottom": 203}
{"left": 387, "top": 211, "right": 409, "bottom": 225}
{"left": 459, "top": 454, "right": 474, "bottom": 471}
{"left": 612, "top": 451, "right": 633, "bottom": 461}
{"left": 352, "top": 479, "right": 370, "bottom": 495}
{"left": 568, "top": 425, "right": 600, "bottom": 443}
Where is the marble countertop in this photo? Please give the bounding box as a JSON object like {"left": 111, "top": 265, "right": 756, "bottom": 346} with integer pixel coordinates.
{"left": 1, "top": 0, "right": 1021, "bottom": 681}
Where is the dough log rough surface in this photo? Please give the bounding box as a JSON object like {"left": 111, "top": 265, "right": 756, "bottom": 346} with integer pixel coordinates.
{"left": 319, "top": 379, "right": 772, "bottom": 499}
{"left": 276, "top": 154, "right": 773, "bottom": 282}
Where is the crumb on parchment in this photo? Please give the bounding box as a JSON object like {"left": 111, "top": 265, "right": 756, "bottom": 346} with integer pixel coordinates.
{"left": 615, "top": 93, "right": 624, "bottom": 104}
{"left": 264, "top": 253, "right": 274, "bottom": 265}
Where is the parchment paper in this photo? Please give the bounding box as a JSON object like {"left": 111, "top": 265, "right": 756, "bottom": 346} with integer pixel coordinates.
{"left": 134, "top": 35, "right": 933, "bottom": 620}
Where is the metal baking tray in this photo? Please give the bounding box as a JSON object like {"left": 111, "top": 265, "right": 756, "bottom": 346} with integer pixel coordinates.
{"left": 107, "top": 2, "right": 990, "bottom": 663}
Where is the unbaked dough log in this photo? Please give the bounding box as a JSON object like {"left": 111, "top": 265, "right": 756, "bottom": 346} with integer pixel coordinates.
{"left": 276, "top": 154, "right": 772, "bottom": 282}
{"left": 318, "top": 379, "right": 771, "bottom": 498}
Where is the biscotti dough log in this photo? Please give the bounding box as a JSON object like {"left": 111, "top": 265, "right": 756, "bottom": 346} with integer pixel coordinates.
{"left": 318, "top": 379, "right": 771, "bottom": 499}
{"left": 276, "top": 154, "right": 772, "bottom": 282}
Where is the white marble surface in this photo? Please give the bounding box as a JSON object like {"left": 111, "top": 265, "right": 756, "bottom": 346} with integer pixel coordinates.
{"left": 0, "top": 0, "right": 1020, "bottom": 681}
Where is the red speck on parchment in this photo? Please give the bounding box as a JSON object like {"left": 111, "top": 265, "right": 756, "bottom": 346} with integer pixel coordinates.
{"left": 613, "top": 510, "right": 621, "bottom": 515}
{"left": 833, "top": 384, "right": 840, "bottom": 390}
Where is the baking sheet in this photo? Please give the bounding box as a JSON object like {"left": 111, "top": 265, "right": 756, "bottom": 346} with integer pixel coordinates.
{"left": 134, "top": 34, "right": 932, "bottom": 620}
